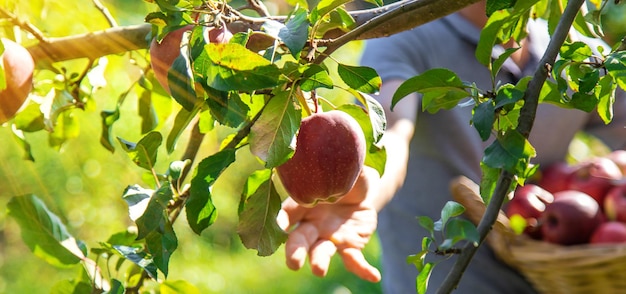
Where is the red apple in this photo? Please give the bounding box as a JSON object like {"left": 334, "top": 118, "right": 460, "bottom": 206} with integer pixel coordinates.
{"left": 0, "top": 38, "right": 34, "bottom": 123}
{"left": 276, "top": 110, "right": 366, "bottom": 207}
{"left": 537, "top": 162, "right": 574, "bottom": 194}
{"left": 505, "top": 184, "right": 554, "bottom": 239}
{"left": 604, "top": 184, "right": 626, "bottom": 222}
{"left": 541, "top": 190, "right": 604, "bottom": 245}
{"left": 566, "top": 157, "right": 622, "bottom": 205}
{"left": 149, "top": 24, "right": 231, "bottom": 94}
{"left": 590, "top": 221, "right": 626, "bottom": 244}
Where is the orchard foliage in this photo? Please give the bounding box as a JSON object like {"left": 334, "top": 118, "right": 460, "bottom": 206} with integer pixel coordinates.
{"left": 1, "top": 0, "right": 626, "bottom": 293}
{"left": 4, "top": 0, "right": 387, "bottom": 292}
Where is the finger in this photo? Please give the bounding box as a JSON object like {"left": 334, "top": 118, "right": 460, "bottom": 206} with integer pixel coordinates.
{"left": 309, "top": 239, "right": 337, "bottom": 277}
{"left": 285, "top": 223, "right": 319, "bottom": 271}
{"left": 339, "top": 248, "right": 382, "bottom": 283}
{"left": 279, "top": 197, "right": 307, "bottom": 230}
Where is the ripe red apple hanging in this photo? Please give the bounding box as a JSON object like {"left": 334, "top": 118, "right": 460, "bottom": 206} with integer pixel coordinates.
{"left": 276, "top": 110, "right": 366, "bottom": 207}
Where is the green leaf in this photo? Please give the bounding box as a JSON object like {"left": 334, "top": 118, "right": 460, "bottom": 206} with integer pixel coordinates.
{"left": 278, "top": 8, "right": 310, "bottom": 59}
{"left": 440, "top": 201, "right": 465, "bottom": 228}
{"left": 117, "top": 131, "right": 163, "bottom": 171}
{"left": 492, "top": 47, "right": 520, "bottom": 80}
{"left": 480, "top": 163, "right": 500, "bottom": 204}
{"left": 187, "top": 149, "right": 237, "bottom": 234}
{"left": 417, "top": 216, "right": 435, "bottom": 233}
{"left": 196, "top": 43, "right": 282, "bottom": 92}
{"left": 300, "top": 64, "right": 334, "bottom": 91}
{"left": 406, "top": 249, "right": 429, "bottom": 271}
{"left": 134, "top": 185, "right": 174, "bottom": 240}
{"left": 570, "top": 91, "right": 598, "bottom": 112}
{"left": 10, "top": 128, "right": 34, "bottom": 161}
{"left": 137, "top": 88, "right": 158, "bottom": 134}
{"left": 122, "top": 185, "right": 153, "bottom": 222}
{"left": 312, "top": 0, "right": 350, "bottom": 23}
{"left": 105, "top": 279, "right": 124, "bottom": 294}
{"left": 145, "top": 219, "right": 177, "bottom": 277}
{"left": 161, "top": 280, "right": 201, "bottom": 294}
{"left": 486, "top": 0, "right": 516, "bottom": 16}
{"left": 50, "top": 279, "right": 92, "bottom": 294}
{"left": 596, "top": 74, "right": 617, "bottom": 124}
{"left": 473, "top": 100, "right": 495, "bottom": 141}
{"left": 560, "top": 42, "right": 593, "bottom": 62}
{"left": 168, "top": 56, "right": 197, "bottom": 111}
{"left": 314, "top": 8, "right": 356, "bottom": 38}
{"left": 49, "top": 109, "right": 80, "bottom": 148}
{"left": 483, "top": 130, "right": 536, "bottom": 173}
{"left": 204, "top": 88, "right": 250, "bottom": 127}
{"left": 113, "top": 245, "right": 158, "bottom": 280}
{"left": 337, "top": 64, "right": 381, "bottom": 94}
{"left": 167, "top": 106, "right": 199, "bottom": 154}
{"left": 606, "top": 51, "right": 626, "bottom": 91}
{"left": 392, "top": 68, "right": 469, "bottom": 113}
{"left": 7, "top": 195, "right": 85, "bottom": 268}
{"left": 337, "top": 104, "right": 387, "bottom": 176}
{"left": 13, "top": 103, "right": 45, "bottom": 132}
{"left": 240, "top": 169, "right": 273, "bottom": 213}
{"left": 100, "top": 108, "right": 121, "bottom": 152}
{"left": 351, "top": 91, "right": 387, "bottom": 146}
{"left": 416, "top": 262, "right": 434, "bottom": 294}
{"left": 237, "top": 176, "right": 288, "bottom": 256}
{"left": 476, "top": 11, "right": 510, "bottom": 66}
{"left": 444, "top": 219, "right": 480, "bottom": 246}
{"left": 249, "top": 92, "right": 301, "bottom": 168}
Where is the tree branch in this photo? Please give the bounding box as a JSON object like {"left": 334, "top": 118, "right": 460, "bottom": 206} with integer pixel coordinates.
{"left": 436, "top": 0, "right": 586, "bottom": 293}
{"left": 26, "top": 0, "right": 480, "bottom": 66}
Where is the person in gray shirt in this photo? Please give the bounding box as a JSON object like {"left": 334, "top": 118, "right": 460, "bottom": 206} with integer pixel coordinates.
{"left": 279, "top": 2, "right": 626, "bottom": 293}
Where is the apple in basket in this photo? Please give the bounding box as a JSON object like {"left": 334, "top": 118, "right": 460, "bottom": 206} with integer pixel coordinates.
{"left": 537, "top": 162, "right": 575, "bottom": 194}
{"left": 505, "top": 184, "right": 554, "bottom": 239}
{"left": 604, "top": 184, "right": 626, "bottom": 223}
{"left": 566, "top": 157, "right": 622, "bottom": 205}
{"left": 540, "top": 190, "right": 604, "bottom": 245}
{"left": 590, "top": 221, "right": 626, "bottom": 244}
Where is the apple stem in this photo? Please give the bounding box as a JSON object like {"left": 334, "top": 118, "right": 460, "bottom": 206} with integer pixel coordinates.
{"left": 317, "top": 96, "right": 338, "bottom": 111}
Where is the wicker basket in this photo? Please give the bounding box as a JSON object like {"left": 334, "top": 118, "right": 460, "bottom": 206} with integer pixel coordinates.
{"left": 450, "top": 176, "right": 626, "bottom": 294}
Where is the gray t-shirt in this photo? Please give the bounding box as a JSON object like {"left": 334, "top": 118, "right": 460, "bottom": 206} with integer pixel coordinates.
{"left": 361, "top": 13, "right": 626, "bottom": 294}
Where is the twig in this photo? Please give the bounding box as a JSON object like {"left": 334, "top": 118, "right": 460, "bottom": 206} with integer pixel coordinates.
{"left": 0, "top": 6, "right": 48, "bottom": 43}
{"left": 436, "top": 0, "right": 586, "bottom": 293}
{"left": 237, "top": 0, "right": 271, "bottom": 17}
{"left": 92, "top": 0, "right": 119, "bottom": 27}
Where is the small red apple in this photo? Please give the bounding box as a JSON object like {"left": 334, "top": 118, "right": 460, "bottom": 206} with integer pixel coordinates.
{"left": 590, "top": 221, "right": 626, "bottom": 244}
{"left": 505, "top": 184, "right": 554, "bottom": 239}
{"left": 276, "top": 110, "right": 366, "bottom": 207}
{"left": 604, "top": 184, "right": 626, "bottom": 222}
{"left": 541, "top": 190, "right": 604, "bottom": 245}
{"left": 566, "top": 157, "right": 622, "bottom": 205}
{"left": 537, "top": 162, "right": 574, "bottom": 194}
{"left": 0, "top": 38, "right": 34, "bottom": 123}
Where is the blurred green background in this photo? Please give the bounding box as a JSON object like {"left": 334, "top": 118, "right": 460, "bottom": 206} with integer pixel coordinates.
{"left": 0, "top": 0, "right": 624, "bottom": 293}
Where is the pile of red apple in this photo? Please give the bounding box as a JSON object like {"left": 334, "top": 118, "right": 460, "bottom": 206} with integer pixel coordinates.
{"left": 505, "top": 150, "right": 626, "bottom": 246}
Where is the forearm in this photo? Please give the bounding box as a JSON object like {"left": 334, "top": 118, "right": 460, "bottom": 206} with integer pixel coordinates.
{"left": 370, "top": 118, "right": 414, "bottom": 211}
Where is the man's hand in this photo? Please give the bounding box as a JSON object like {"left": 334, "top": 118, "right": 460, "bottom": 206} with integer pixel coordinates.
{"left": 277, "top": 166, "right": 382, "bottom": 283}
